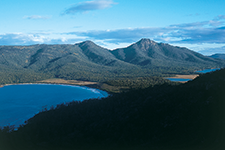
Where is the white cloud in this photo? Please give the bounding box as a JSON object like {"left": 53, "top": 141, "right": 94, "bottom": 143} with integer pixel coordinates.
{"left": 0, "top": 33, "right": 44, "bottom": 45}
{"left": 0, "top": 33, "right": 83, "bottom": 45}
{"left": 66, "top": 15, "right": 225, "bottom": 45}
{"left": 67, "top": 27, "right": 170, "bottom": 44}
{"left": 213, "top": 15, "right": 225, "bottom": 21}
{"left": 62, "top": 0, "right": 116, "bottom": 15}
{"left": 23, "top": 15, "right": 51, "bottom": 20}
{"left": 1, "top": 15, "right": 225, "bottom": 52}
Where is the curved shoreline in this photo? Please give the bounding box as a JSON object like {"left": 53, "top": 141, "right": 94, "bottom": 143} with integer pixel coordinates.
{"left": 0, "top": 79, "right": 109, "bottom": 95}
{"left": 0, "top": 78, "right": 98, "bottom": 88}
{"left": 0, "top": 82, "right": 108, "bottom": 128}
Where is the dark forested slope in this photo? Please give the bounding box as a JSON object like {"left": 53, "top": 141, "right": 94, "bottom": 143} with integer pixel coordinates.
{"left": 1, "top": 68, "right": 225, "bottom": 150}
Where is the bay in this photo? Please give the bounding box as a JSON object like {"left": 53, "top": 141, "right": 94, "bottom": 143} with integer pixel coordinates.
{"left": 0, "top": 84, "right": 108, "bottom": 127}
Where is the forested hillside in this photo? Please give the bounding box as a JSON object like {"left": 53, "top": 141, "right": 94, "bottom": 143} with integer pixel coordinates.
{"left": 1, "top": 68, "right": 225, "bottom": 150}
{"left": 0, "top": 39, "right": 225, "bottom": 85}
{"left": 111, "top": 39, "right": 224, "bottom": 67}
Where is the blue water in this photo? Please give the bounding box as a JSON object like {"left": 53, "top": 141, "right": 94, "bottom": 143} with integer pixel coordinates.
{"left": 195, "top": 68, "right": 220, "bottom": 73}
{"left": 165, "top": 78, "right": 191, "bottom": 82}
{"left": 0, "top": 84, "right": 108, "bottom": 127}
{"left": 166, "top": 68, "right": 221, "bottom": 82}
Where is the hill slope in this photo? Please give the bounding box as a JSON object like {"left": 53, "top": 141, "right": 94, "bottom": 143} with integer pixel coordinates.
{"left": 1, "top": 68, "right": 225, "bottom": 150}
{"left": 0, "top": 43, "right": 140, "bottom": 83}
{"left": 0, "top": 39, "right": 225, "bottom": 84}
{"left": 0, "top": 42, "right": 136, "bottom": 70}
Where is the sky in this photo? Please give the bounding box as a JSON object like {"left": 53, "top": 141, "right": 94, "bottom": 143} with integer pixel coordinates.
{"left": 1, "top": 0, "right": 225, "bottom": 55}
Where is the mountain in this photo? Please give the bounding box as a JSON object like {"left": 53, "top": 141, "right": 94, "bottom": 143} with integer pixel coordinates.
{"left": 0, "top": 42, "right": 139, "bottom": 83}
{"left": 111, "top": 38, "right": 225, "bottom": 68}
{"left": 0, "top": 39, "right": 225, "bottom": 84}
{"left": 75, "top": 40, "right": 119, "bottom": 66}
{"left": 209, "top": 53, "right": 225, "bottom": 60}
{"left": 0, "top": 42, "right": 134, "bottom": 70}
{"left": 1, "top": 68, "right": 225, "bottom": 150}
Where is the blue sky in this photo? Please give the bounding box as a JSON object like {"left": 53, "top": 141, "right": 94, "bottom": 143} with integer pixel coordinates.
{"left": 1, "top": 0, "right": 225, "bottom": 55}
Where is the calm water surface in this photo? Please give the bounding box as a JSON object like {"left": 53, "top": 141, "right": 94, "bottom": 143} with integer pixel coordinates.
{"left": 0, "top": 84, "right": 108, "bottom": 127}
{"left": 167, "top": 68, "right": 221, "bottom": 82}
{"left": 195, "top": 68, "right": 220, "bottom": 73}
{"left": 165, "top": 78, "right": 191, "bottom": 82}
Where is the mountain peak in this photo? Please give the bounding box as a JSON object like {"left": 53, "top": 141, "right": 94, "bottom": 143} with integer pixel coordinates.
{"left": 76, "top": 40, "right": 102, "bottom": 49}
{"left": 137, "top": 38, "right": 156, "bottom": 44}
{"left": 134, "top": 38, "right": 157, "bottom": 50}
{"left": 78, "top": 40, "right": 95, "bottom": 45}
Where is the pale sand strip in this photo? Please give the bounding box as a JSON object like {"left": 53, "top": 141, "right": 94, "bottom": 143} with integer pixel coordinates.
{"left": 168, "top": 74, "right": 199, "bottom": 79}
{"left": 0, "top": 75, "right": 199, "bottom": 87}
{"left": 37, "top": 78, "right": 98, "bottom": 86}
{"left": 0, "top": 79, "right": 98, "bottom": 88}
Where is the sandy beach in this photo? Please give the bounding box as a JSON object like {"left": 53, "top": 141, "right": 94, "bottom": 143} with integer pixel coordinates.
{"left": 0, "top": 79, "right": 98, "bottom": 88}
{"left": 37, "top": 78, "right": 98, "bottom": 86}
{"left": 167, "top": 74, "right": 199, "bottom": 79}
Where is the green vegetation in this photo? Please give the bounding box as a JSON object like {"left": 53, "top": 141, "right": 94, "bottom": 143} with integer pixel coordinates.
{"left": 1, "top": 39, "right": 225, "bottom": 149}
{"left": 0, "top": 68, "right": 53, "bottom": 85}
{"left": 100, "top": 76, "right": 178, "bottom": 93}
{"left": 1, "top": 68, "right": 225, "bottom": 150}
{"left": 111, "top": 39, "right": 225, "bottom": 68}
{"left": 0, "top": 39, "right": 225, "bottom": 86}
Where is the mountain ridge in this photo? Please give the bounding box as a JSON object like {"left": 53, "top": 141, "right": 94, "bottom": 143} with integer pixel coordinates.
{"left": 0, "top": 39, "right": 225, "bottom": 83}
{"left": 209, "top": 53, "right": 225, "bottom": 60}
{"left": 111, "top": 38, "right": 224, "bottom": 67}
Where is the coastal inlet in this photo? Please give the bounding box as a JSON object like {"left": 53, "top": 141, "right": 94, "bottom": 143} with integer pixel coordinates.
{"left": 0, "top": 84, "right": 108, "bottom": 128}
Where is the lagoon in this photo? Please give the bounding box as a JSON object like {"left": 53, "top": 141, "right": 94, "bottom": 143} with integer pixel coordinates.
{"left": 165, "top": 78, "right": 191, "bottom": 82}
{"left": 166, "top": 68, "right": 221, "bottom": 82}
{"left": 195, "top": 68, "right": 220, "bottom": 73}
{"left": 0, "top": 84, "right": 108, "bottom": 127}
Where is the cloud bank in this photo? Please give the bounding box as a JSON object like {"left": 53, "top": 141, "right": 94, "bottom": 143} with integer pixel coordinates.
{"left": 0, "top": 33, "right": 82, "bottom": 45}
{"left": 62, "top": 0, "right": 116, "bottom": 15}
{"left": 67, "top": 15, "right": 225, "bottom": 45}
{"left": 1, "top": 15, "right": 225, "bottom": 54}
{"left": 68, "top": 27, "right": 169, "bottom": 43}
